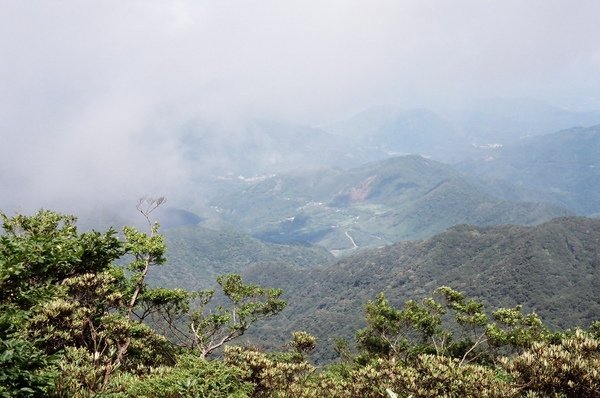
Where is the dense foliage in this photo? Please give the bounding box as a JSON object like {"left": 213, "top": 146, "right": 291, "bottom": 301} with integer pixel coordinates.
{"left": 1, "top": 207, "right": 599, "bottom": 397}
{"left": 0, "top": 205, "right": 284, "bottom": 397}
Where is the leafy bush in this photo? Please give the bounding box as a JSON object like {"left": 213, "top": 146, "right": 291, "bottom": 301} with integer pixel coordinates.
{"left": 108, "top": 354, "right": 251, "bottom": 398}
{"left": 503, "top": 329, "right": 600, "bottom": 397}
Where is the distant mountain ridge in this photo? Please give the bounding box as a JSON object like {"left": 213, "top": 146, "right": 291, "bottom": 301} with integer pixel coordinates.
{"left": 459, "top": 124, "right": 600, "bottom": 215}
{"left": 447, "top": 97, "right": 600, "bottom": 143}
{"left": 327, "top": 107, "right": 468, "bottom": 163}
{"left": 326, "top": 99, "right": 600, "bottom": 165}
{"left": 209, "top": 155, "right": 570, "bottom": 253}
{"left": 175, "top": 98, "right": 600, "bottom": 184}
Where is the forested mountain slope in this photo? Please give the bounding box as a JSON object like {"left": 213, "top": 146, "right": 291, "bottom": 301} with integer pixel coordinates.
{"left": 459, "top": 124, "right": 600, "bottom": 215}
{"left": 210, "top": 155, "right": 570, "bottom": 253}
{"left": 150, "top": 225, "right": 335, "bottom": 289}
{"left": 242, "top": 217, "right": 600, "bottom": 361}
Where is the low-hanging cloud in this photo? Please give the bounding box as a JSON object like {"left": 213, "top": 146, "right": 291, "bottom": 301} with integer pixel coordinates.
{"left": 1, "top": 0, "right": 600, "bottom": 213}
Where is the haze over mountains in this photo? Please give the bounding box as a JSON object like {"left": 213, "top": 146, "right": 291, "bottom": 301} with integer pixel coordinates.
{"left": 4, "top": 1, "right": 600, "bottom": 218}
{"left": 325, "top": 98, "right": 600, "bottom": 163}
{"left": 178, "top": 98, "right": 600, "bottom": 179}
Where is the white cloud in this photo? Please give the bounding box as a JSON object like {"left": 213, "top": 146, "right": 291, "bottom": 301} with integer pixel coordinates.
{"left": 1, "top": 0, "right": 599, "bottom": 211}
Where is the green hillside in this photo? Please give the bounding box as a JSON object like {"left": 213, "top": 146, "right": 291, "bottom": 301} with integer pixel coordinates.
{"left": 149, "top": 225, "right": 335, "bottom": 290}
{"left": 459, "top": 124, "right": 600, "bottom": 215}
{"left": 242, "top": 217, "right": 600, "bottom": 361}
{"left": 210, "top": 155, "right": 570, "bottom": 253}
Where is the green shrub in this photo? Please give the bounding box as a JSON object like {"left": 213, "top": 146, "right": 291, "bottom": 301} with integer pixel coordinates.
{"left": 503, "top": 329, "right": 600, "bottom": 397}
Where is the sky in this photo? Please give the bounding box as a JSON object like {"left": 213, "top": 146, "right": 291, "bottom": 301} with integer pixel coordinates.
{"left": 1, "top": 0, "right": 600, "bottom": 213}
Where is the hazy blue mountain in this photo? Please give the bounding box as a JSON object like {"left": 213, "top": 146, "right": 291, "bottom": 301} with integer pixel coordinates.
{"left": 458, "top": 124, "right": 600, "bottom": 215}
{"left": 180, "top": 119, "right": 375, "bottom": 178}
{"left": 446, "top": 97, "right": 600, "bottom": 144}
{"left": 327, "top": 107, "right": 470, "bottom": 163}
{"left": 326, "top": 99, "right": 600, "bottom": 166}
{"left": 209, "top": 155, "right": 570, "bottom": 253}
{"left": 169, "top": 99, "right": 600, "bottom": 203}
